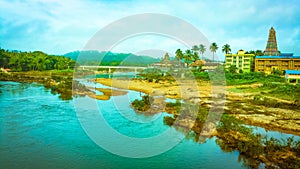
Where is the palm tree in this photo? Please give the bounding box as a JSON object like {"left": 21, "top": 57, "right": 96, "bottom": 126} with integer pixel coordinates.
{"left": 192, "top": 45, "right": 199, "bottom": 55}
{"left": 175, "top": 49, "right": 183, "bottom": 68}
{"left": 184, "top": 49, "right": 193, "bottom": 67}
{"left": 210, "top": 42, "right": 218, "bottom": 62}
{"left": 199, "top": 44, "right": 206, "bottom": 60}
{"left": 192, "top": 52, "right": 199, "bottom": 62}
{"left": 222, "top": 44, "right": 231, "bottom": 54}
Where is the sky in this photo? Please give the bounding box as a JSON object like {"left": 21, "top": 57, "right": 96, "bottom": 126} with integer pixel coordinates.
{"left": 0, "top": 0, "right": 300, "bottom": 60}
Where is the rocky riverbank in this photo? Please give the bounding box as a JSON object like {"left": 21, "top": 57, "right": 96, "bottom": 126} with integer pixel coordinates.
{"left": 0, "top": 71, "right": 93, "bottom": 100}
{"left": 95, "top": 78, "right": 300, "bottom": 136}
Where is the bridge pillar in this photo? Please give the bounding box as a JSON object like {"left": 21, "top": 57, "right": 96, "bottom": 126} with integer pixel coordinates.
{"left": 134, "top": 68, "right": 137, "bottom": 78}
{"left": 108, "top": 68, "right": 111, "bottom": 78}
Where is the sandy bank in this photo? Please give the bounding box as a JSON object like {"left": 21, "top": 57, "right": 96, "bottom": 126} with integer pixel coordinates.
{"left": 95, "top": 78, "right": 212, "bottom": 100}
{"left": 95, "top": 78, "right": 300, "bottom": 135}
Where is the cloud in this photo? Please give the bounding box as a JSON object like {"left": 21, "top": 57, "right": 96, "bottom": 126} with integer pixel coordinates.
{"left": 0, "top": 0, "right": 299, "bottom": 58}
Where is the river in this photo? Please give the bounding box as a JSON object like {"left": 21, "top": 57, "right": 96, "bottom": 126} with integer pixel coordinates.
{"left": 0, "top": 80, "right": 298, "bottom": 168}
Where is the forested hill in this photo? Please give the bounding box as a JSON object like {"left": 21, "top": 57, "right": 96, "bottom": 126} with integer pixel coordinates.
{"left": 64, "top": 51, "right": 160, "bottom": 66}
{"left": 0, "top": 48, "right": 75, "bottom": 71}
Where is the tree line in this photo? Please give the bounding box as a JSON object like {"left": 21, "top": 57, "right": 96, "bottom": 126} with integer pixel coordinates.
{"left": 0, "top": 48, "right": 76, "bottom": 71}
{"left": 174, "top": 42, "right": 231, "bottom": 65}
{"left": 174, "top": 42, "right": 267, "bottom": 66}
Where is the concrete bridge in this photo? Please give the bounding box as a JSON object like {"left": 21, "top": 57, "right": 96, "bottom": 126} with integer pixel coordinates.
{"left": 77, "top": 65, "right": 148, "bottom": 74}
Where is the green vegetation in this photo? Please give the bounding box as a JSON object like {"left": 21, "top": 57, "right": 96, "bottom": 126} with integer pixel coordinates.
{"left": 0, "top": 48, "right": 75, "bottom": 71}
{"left": 227, "top": 79, "right": 300, "bottom": 102}
{"left": 222, "top": 44, "right": 231, "bottom": 54}
{"left": 175, "top": 49, "right": 184, "bottom": 66}
{"left": 64, "top": 50, "right": 159, "bottom": 66}
{"left": 163, "top": 103, "right": 300, "bottom": 168}
{"left": 210, "top": 42, "right": 218, "bottom": 62}
{"left": 225, "top": 71, "right": 284, "bottom": 85}
{"left": 259, "top": 82, "right": 300, "bottom": 101}
{"left": 252, "top": 95, "right": 299, "bottom": 109}
{"left": 245, "top": 50, "right": 264, "bottom": 56}
{"left": 139, "top": 68, "right": 163, "bottom": 82}
{"left": 216, "top": 115, "right": 300, "bottom": 169}
{"left": 44, "top": 75, "right": 74, "bottom": 100}
{"left": 138, "top": 68, "right": 176, "bottom": 83}
{"left": 0, "top": 70, "right": 92, "bottom": 100}
{"left": 191, "top": 67, "right": 285, "bottom": 86}
{"left": 131, "top": 93, "right": 300, "bottom": 168}
{"left": 199, "top": 44, "right": 206, "bottom": 60}
{"left": 131, "top": 95, "right": 153, "bottom": 111}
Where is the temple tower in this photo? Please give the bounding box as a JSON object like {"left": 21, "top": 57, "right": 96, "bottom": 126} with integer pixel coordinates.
{"left": 264, "top": 27, "right": 279, "bottom": 56}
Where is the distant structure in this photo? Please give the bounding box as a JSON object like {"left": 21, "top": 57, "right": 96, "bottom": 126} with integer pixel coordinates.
{"left": 152, "top": 53, "right": 172, "bottom": 68}
{"left": 255, "top": 54, "right": 300, "bottom": 74}
{"left": 202, "top": 62, "right": 221, "bottom": 71}
{"left": 151, "top": 53, "right": 184, "bottom": 71}
{"left": 254, "top": 27, "right": 300, "bottom": 74}
{"left": 223, "top": 26, "right": 300, "bottom": 75}
{"left": 225, "top": 50, "right": 255, "bottom": 73}
{"left": 285, "top": 70, "right": 300, "bottom": 84}
{"left": 264, "top": 27, "right": 279, "bottom": 56}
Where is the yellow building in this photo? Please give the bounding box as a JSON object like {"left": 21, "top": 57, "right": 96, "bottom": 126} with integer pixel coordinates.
{"left": 225, "top": 50, "right": 255, "bottom": 73}
{"left": 255, "top": 54, "right": 300, "bottom": 74}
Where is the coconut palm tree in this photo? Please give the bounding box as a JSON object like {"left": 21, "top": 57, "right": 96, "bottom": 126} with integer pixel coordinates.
{"left": 184, "top": 49, "right": 193, "bottom": 67}
{"left": 210, "top": 42, "right": 218, "bottom": 62}
{"left": 192, "top": 52, "right": 199, "bottom": 62}
{"left": 199, "top": 44, "right": 206, "bottom": 60}
{"left": 222, "top": 44, "right": 231, "bottom": 54}
{"left": 192, "top": 45, "right": 199, "bottom": 55}
{"left": 175, "top": 49, "right": 184, "bottom": 68}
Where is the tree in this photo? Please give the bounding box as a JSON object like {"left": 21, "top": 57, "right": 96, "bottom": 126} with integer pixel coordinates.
{"left": 228, "top": 65, "right": 238, "bottom": 74}
{"left": 192, "top": 52, "right": 199, "bottom": 62}
{"left": 0, "top": 48, "right": 10, "bottom": 68}
{"left": 2, "top": 48, "right": 75, "bottom": 71}
{"left": 199, "top": 44, "right": 206, "bottom": 60}
{"left": 175, "top": 49, "right": 184, "bottom": 68}
{"left": 210, "top": 42, "right": 218, "bottom": 62}
{"left": 255, "top": 50, "right": 264, "bottom": 56}
{"left": 184, "top": 49, "right": 193, "bottom": 67}
{"left": 246, "top": 50, "right": 255, "bottom": 54}
{"left": 222, "top": 44, "right": 231, "bottom": 54}
{"left": 192, "top": 45, "right": 199, "bottom": 55}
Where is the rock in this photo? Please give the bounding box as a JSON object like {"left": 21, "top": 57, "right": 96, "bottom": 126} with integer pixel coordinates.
{"left": 189, "top": 97, "right": 201, "bottom": 104}
{"left": 201, "top": 122, "right": 217, "bottom": 136}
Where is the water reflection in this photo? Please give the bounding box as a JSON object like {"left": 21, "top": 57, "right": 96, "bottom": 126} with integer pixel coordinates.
{"left": 2, "top": 80, "right": 299, "bottom": 168}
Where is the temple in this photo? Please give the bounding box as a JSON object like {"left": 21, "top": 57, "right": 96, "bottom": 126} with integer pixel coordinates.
{"left": 225, "top": 27, "right": 300, "bottom": 79}
{"left": 264, "top": 27, "right": 279, "bottom": 56}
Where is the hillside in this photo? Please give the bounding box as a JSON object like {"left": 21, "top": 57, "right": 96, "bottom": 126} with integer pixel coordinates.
{"left": 64, "top": 51, "right": 159, "bottom": 66}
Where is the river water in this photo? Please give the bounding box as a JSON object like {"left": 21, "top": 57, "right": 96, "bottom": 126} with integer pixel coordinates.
{"left": 0, "top": 81, "right": 298, "bottom": 168}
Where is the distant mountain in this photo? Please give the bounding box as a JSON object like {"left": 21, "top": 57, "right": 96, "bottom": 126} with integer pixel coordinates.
{"left": 64, "top": 51, "right": 160, "bottom": 66}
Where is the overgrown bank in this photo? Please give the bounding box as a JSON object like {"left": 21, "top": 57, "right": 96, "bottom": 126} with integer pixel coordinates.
{"left": 131, "top": 95, "right": 300, "bottom": 168}
{"left": 0, "top": 71, "right": 92, "bottom": 100}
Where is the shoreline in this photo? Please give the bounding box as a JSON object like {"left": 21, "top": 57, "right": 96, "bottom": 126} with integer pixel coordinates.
{"left": 95, "top": 78, "right": 300, "bottom": 136}
{"left": 1, "top": 71, "right": 299, "bottom": 136}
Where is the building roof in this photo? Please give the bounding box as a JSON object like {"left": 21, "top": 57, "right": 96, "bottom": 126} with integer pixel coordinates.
{"left": 256, "top": 55, "right": 300, "bottom": 59}
{"left": 280, "top": 53, "right": 293, "bottom": 57}
{"left": 204, "top": 62, "right": 221, "bottom": 66}
{"left": 285, "top": 70, "right": 300, "bottom": 75}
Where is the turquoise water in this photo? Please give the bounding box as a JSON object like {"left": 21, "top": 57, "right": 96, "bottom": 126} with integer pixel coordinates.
{"left": 85, "top": 72, "right": 140, "bottom": 79}
{"left": 0, "top": 81, "right": 296, "bottom": 168}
